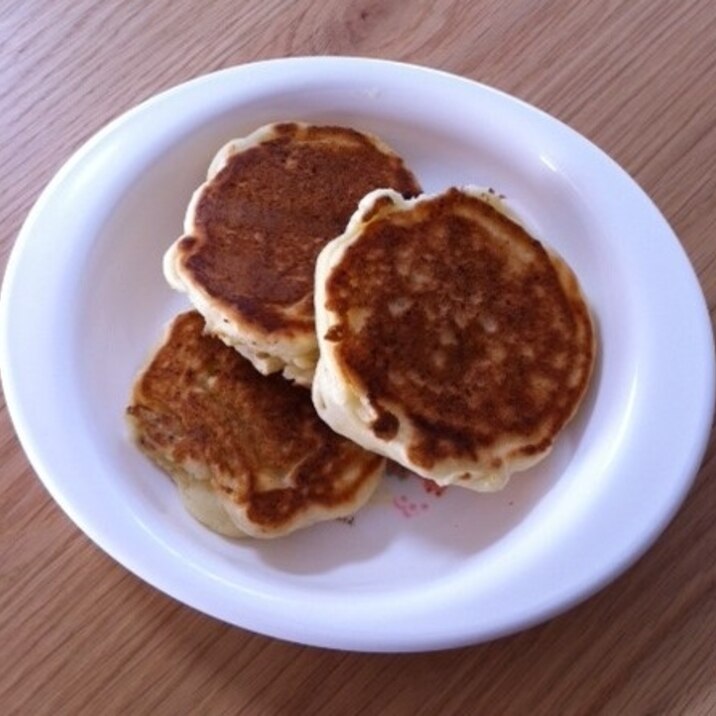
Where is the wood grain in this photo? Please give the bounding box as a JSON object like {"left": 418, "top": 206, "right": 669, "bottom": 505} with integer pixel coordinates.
{"left": 1, "top": 1, "right": 714, "bottom": 714}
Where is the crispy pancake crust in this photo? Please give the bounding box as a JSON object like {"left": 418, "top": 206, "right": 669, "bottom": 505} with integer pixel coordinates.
{"left": 127, "top": 311, "right": 385, "bottom": 537}
{"left": 164, "top": 123, "right": 421, "bottom": 386}
{"left": 313, "top": 187, "right": 595, "bottom": 490}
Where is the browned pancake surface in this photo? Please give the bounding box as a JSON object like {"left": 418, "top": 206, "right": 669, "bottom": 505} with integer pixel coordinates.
{"left": 127, "top": 311, "right": 383, "bottom": 533}
{"left": 177, "top": 123, "right": 420, "bottom": 335}
{"left": 324, "top": 189, "right": 594, "bottom": 472}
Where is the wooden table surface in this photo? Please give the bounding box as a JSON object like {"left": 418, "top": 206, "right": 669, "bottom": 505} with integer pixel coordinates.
{"left": 2, "top": 1, "right": 715, "bottom": 713}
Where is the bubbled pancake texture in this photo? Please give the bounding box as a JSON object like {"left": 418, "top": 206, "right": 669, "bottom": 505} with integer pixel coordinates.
{"left": 127, "top": 311, "right": 384, "bottom": 537}
{"left": 319, "top": 188, "right": 594, "bottom": 482}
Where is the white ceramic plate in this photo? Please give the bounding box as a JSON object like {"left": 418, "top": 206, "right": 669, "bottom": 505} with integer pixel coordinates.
{"left": 1, "top": 58, "right": 713, "bottom": 652}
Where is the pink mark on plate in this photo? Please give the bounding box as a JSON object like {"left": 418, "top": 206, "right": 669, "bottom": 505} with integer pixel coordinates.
{"left": 389, "top": 463, "right": 447, "bottom": 497}
{"left": 421, "top": 480, "right": 447, "bottom": 497}
{"left": 393, "top": 494, "right": 431, "bottom": 518}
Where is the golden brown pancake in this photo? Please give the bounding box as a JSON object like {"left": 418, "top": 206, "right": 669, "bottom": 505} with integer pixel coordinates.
{"left": 312, "top": 187, "right": 595, "bottom": 491}
{"left": 163, "top": 122, "right": 421, "bottom": 386}
{"left": 127, "top": 311, "right": 385, "bottom": 538}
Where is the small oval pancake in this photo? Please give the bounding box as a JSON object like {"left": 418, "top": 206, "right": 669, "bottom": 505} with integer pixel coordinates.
{"left": 313, "top": 187, "right": 596, "bottom": 491}
{"left": 163, "top": 123, "right": 421, "bottom": 386}
{"left": 127, "top": 311, "right": 385, "bottom": 538}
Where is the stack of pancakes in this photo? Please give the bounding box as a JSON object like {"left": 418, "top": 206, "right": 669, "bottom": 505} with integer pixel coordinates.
{"left": 128, "top": 121, "right": 595, "bottom": 539}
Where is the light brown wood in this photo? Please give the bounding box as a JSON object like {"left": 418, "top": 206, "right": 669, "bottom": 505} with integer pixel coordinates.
{"left": 1, "top": 1, "right": 715, "bottom": 713}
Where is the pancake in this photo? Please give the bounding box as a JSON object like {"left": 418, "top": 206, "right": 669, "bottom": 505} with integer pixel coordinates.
{"left": 312, "top": 187, "right": 595, "bottom": 491}
{"left": 163, "top": 122, "right": 421, "bottom": 386}
{"left": 127, "top": 311, "right": 385, "bottom": 538}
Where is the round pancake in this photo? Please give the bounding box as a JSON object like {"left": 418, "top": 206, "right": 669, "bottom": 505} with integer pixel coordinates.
{"left": 127, "top": 311, "right": 385, "bottom": 538}
{"left": 163, "top": 122, "right": 421, "bottom": 386}
{"left": 312, "top": 187, "right": 596, "bottom": 491}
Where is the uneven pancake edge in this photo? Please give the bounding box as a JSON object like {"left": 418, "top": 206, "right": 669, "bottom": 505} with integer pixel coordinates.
{"left": 164, "top": 235, "right": 318, "bottom": 386}
{"left": 313, "top": 187, "right": 596, "bottom": 490}
{"left": 127, "top": 311, "right": 386, "bottom": 538}
{"left": 163, "top": 122, "right": 421, "bottom": 386}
